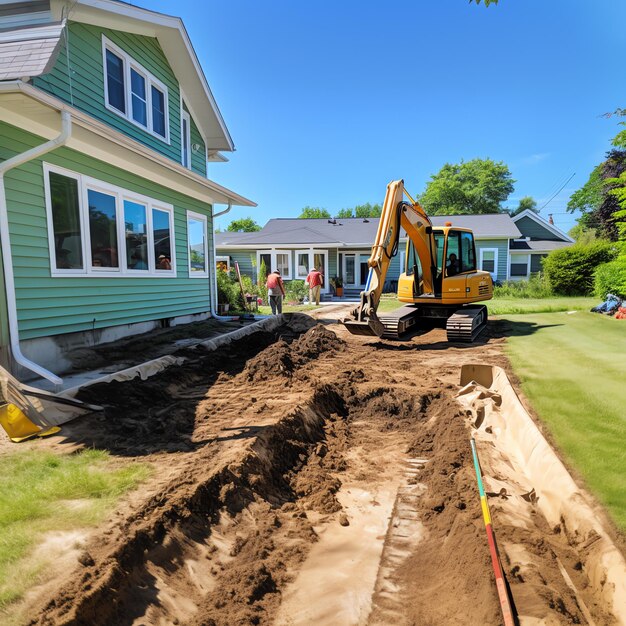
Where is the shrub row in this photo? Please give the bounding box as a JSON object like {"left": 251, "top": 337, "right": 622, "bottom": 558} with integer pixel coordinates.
{"left": 542, "top": 242, "right": 618, "bottom": 296}
{"left": 217, "top": 268, "right": 309, "bottom": 310}
{"left": 594, "top": 257, "right": 626, "bottom": 299}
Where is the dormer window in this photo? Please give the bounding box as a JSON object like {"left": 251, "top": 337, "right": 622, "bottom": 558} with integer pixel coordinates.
{"left": 102, "top": 36, "right": 170, "bottom": 143}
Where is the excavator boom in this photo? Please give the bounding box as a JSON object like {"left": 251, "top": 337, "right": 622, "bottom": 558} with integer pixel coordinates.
{"left": 343, "top": 179, "right": 437, "bottom": 337}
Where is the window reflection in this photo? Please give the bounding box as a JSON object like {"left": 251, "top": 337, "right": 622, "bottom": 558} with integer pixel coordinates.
{"left": 153, "top": 208, "right": 172, "bottom": 271}
{"left": 188, "top": 217, "right": 206, "bottom": 272}
{"left": 124, "top": 200, "right": 148, "bottom": 270}
{"left": 88, "top": 189, "right": 118, "bottom": 268}
{"left": 50, "top": 172, "right": 83, "bottom": 269}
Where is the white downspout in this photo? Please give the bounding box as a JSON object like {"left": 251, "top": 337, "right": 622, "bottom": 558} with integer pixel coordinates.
{"left": 210, "top": 202, "right": 238, "bottom": 320}
{"left": 0, "top": 110, "right": 72, "bottom": 386}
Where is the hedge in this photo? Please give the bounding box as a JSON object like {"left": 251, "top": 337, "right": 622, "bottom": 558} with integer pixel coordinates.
{"left": 542, "top": 242, "right": 618, "bottom": 296}
{"left": 594, "top": 257, "right": 626, "bottom": 299}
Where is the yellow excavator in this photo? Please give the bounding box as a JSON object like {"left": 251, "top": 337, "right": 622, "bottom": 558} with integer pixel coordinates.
{"left": 343, "top": 179, "right": 493, "bottom": 341}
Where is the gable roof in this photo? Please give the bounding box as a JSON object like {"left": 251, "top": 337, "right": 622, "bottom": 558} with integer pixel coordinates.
{"left": 216, "top": 213, "right": 522, "bottom": 248}
{"left": 0, "top": 20, "right": 64, "bottom": 80}
{"left": 512, "top": 209, "right": 574, "bottom": 243}
{"left": 45, "top": 0, "right": 234, "bottom": 152}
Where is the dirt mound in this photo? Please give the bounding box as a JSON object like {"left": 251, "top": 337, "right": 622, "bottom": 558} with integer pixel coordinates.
{"left": 20, "top": 317, "right": 622, "bottom": 626}
{"left": 243, "top": 324, "right": 345, "bottom": 382}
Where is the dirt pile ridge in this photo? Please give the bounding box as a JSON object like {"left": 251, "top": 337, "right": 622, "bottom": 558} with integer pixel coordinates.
{"left": 14, "top": 315, "right": 623, "bottom": 626}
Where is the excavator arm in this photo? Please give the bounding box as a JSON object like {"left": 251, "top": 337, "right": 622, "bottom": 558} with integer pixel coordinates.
{"left": 343, "top": 179, "right": 438, "bottom": 337}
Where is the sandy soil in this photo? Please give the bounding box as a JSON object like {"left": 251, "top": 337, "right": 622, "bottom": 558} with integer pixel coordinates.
{"left": 8, "top": 312, "right": 623, "bottom": 625}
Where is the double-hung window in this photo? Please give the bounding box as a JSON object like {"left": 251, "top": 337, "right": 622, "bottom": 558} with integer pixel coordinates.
{"left": 44, "top": 163, "right": 175, "bottom": 277}
{"left": 103, "top": 36, "right": 169, "bottom": 142}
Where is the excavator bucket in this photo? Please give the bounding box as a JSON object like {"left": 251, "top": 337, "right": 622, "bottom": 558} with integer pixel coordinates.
{"left": 342, "top": 314, "right": 386, "bottom": 338}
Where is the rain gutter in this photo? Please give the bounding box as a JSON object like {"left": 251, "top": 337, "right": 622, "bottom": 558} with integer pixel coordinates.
{"left": 0, "top": 110, "right": 72, "bottom": 386}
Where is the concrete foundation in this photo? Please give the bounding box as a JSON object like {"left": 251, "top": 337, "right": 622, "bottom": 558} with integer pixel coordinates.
{"left": 16, "top": 311, "right": 211, "bottom": 381}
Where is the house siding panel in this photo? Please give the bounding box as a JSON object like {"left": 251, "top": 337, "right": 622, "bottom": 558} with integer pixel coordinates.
{"left": 515, "top": 216, "right": 560, "bottom": 241}
{"left": 224, "top": 250, "right": 255, "bottom": 279}
{"left": 31, "top": 21, "right": 208, "bottom": 174}
{"left": 476, "top": 238, "right": 508, "bottom": 279}
{"left": 1, "top": 121, "right": 213, "bottom": 340}
{"left": 182, "top": 101, "right": 207, "bottom": 177}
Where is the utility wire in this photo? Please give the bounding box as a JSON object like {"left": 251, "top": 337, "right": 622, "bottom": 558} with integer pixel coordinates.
{"left": 539, "top": 172, "right": 576, "bottom": 211}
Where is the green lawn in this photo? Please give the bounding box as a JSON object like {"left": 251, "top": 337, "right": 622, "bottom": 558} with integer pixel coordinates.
{"left": 0, "top": 450, "right": 148, "bottom": 614}
{"left": 376, "top": 295, "right": 598, "bottom": 315}
{"left": 487, "top": 296, "right": 597, "bottom": 315}
{"left": 502, "top": 311, "right": 626, "bottom": 532}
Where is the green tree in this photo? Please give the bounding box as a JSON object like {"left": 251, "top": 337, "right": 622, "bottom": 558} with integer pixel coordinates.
{"left": 568, "top": 151, "right": 626, "bottom": 241}
{"left": 509, "top": 196, "right": 538, "bottom": 217}
{"left": 420, "top": 158, "right": 515, "bottom": 215}
{"left": 226, "top": 217, "right": 261, "bottom": 232}
{"left": 336, "top": 203, "right": 382, "bottom": 218}
{"left": 568, "top": 224, "right": 598, "bottom": 245}
{"left": 299, "top": 206, "right": 331, "bottom": 219}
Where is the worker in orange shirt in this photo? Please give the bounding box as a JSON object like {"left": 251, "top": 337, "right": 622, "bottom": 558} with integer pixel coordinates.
{"left": 266, "top": 268, "right": 286, "bottom": 315}
{"left": 306, "top": 266, "right": 324, "bottom": 306}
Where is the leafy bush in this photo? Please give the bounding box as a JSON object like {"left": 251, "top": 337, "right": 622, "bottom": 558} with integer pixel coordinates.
{"left": 257, "top": 259, "right": 268, "bottom": 305}
{"left": 285, "top": 280, "right": 308, "bottom": 303}
{"left": 216, "top": 268, "right": 239, "bottom": 307}
{"left": 542, "top": 242, "right": 618, "bottom": 296}
{"left": 594, "top": 257, "right": 626, "bottom": 299}
{"left": 494, "top": 273, "right": 552, "bottom": 299}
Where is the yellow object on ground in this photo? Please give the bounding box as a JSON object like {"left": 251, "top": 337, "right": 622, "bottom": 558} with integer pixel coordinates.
{"left": 0, "top": 402, "right": 60, "bottom": 442}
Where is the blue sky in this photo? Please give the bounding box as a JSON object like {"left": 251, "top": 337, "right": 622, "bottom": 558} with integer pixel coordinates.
{"left": 145, "top": 0, "right": 626, "bottom": 233}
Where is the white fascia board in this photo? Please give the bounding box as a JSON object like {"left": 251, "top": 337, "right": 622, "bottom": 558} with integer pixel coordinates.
{"left": 208, "top": 151, "right": 229, "bottom": 163}
{"left": 0, "top": 82, "right": 254, "bottom": 207}
{"left": 52, "top": 0, "right": 234, "bottom": 151}
{"left": 512, "top": 209, "right": 574, "bottom": 242}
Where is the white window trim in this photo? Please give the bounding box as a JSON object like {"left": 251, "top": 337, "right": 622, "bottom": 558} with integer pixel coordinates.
{"left": 216, "top": 255, "right": 230, "bottom": 271}
{"left": 295, "top": 248, "right": 310, "bottom": 279}
{"left": 310, "top": 249, "right": 329, "bottom": 292}
{"left": 479, "top": 247, "right": 499, "bottom": 280}
{"left": 44, "top": 162, "right": 176, "bottom": 278}
{"left": 181, "top": 109, "right": 191, "bottom": 169}
{"left": 257, "top": 249, "right": 293, "bottom": 280}
{"left": 187, "top": 210, "right": 209, "bottom": 278}
{"left": 102, "top": 35, "right": 171, "bottom": 144}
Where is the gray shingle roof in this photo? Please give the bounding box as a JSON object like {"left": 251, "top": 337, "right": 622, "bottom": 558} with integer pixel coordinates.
{"left": 509, "top": 240, "right": 572, "bottom": 252}
{"left": 216, "top": 213, "right": 522, "bottom": 247}
{"left": 0, "top": 21, "right": 64, "bottom": 81}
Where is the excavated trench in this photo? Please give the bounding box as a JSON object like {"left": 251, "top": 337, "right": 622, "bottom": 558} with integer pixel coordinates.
{"left": 22, "top": 316, "right": 624, "bottom": 626}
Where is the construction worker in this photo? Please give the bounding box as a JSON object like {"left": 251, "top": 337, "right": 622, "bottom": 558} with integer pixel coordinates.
{"left": 266, "top": 269, "right": 286, "bottom": 315}
{"left": 306, "top": 266, "right": 324, "bottom": 306}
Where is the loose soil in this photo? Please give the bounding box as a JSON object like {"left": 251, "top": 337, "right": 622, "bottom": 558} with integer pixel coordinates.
{"left": 8, "top": 313, "right": 622, "bottom": 625}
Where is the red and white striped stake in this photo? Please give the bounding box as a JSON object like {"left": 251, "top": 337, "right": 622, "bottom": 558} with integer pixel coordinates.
{"left": 470, "top": 438, "right": 516, "bottom": 626}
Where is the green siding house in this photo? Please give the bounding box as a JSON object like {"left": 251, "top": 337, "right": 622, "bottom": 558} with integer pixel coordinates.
{"left": 0, "top": 0, "right": 254, "bottom": 383}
